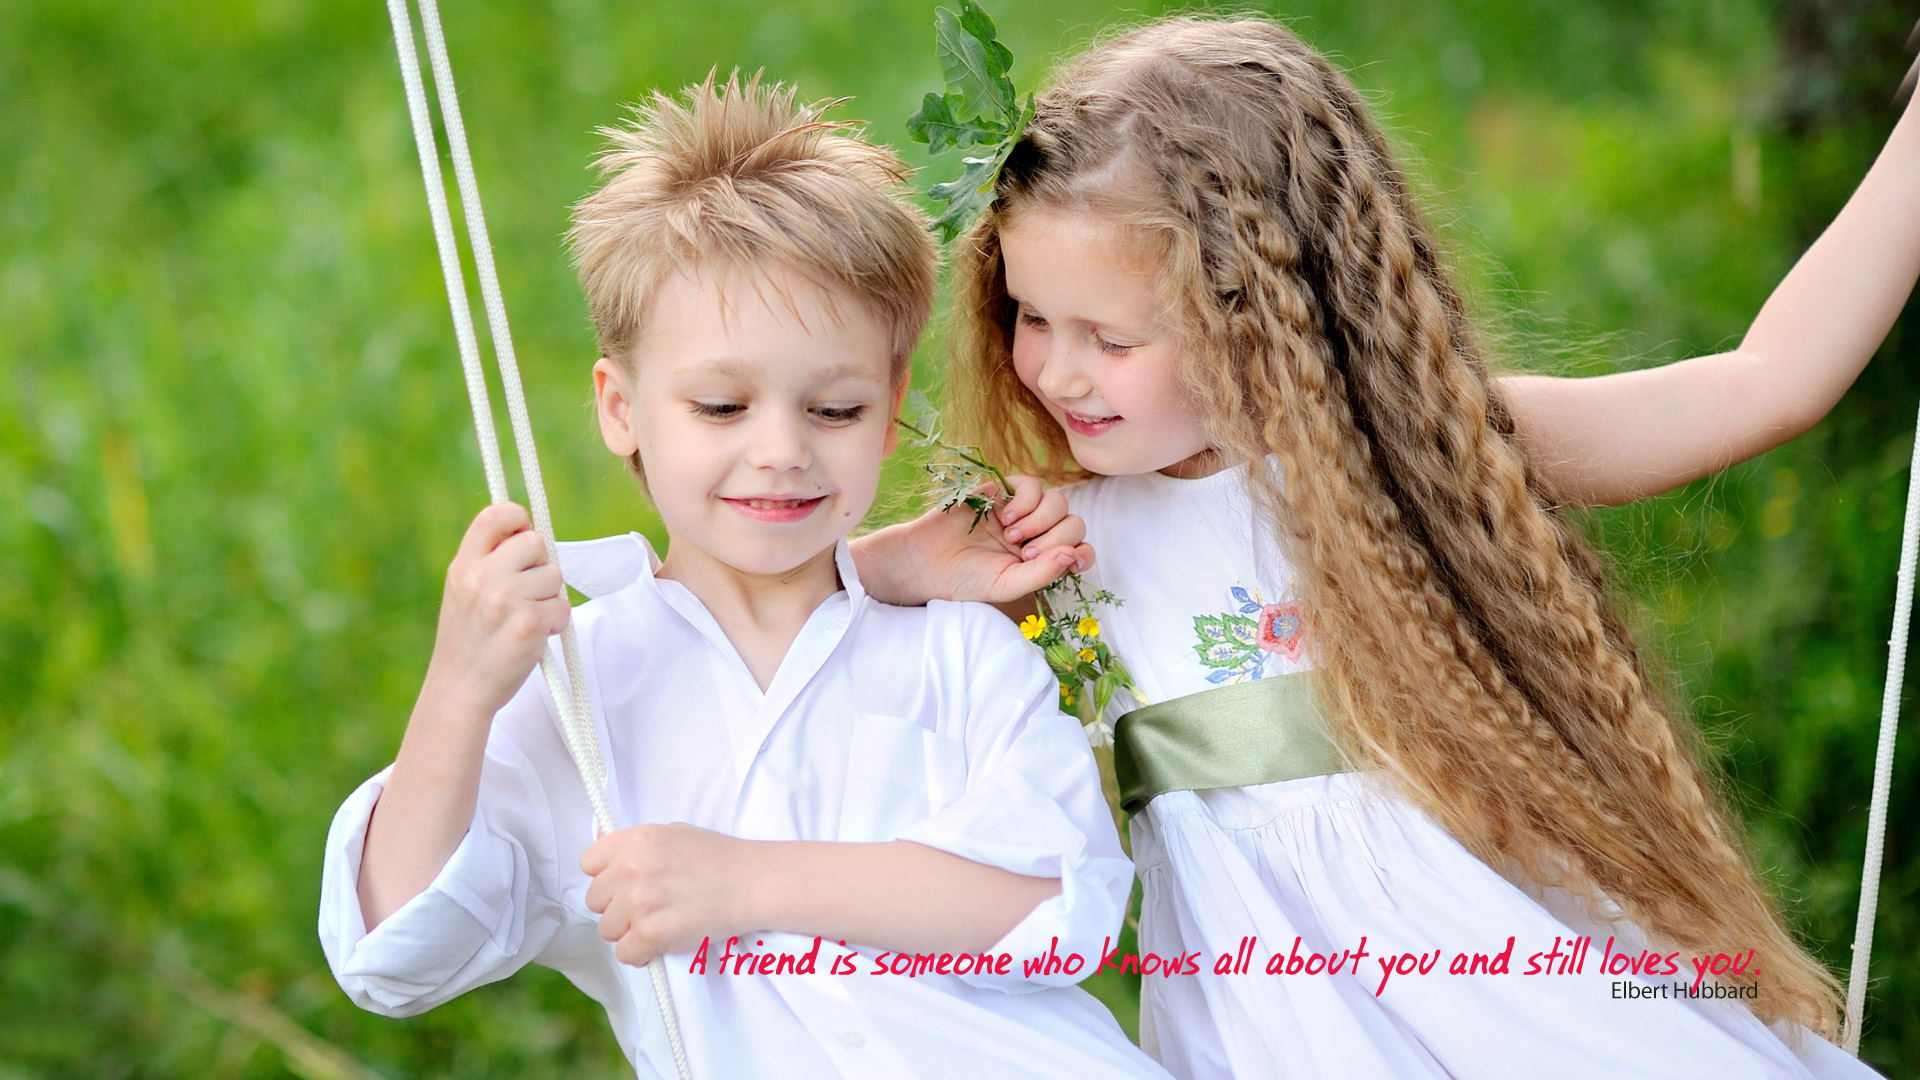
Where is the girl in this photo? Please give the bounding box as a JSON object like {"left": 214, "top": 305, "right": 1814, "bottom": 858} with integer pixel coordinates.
{"left": 856, "top": 14, "right": 1918, "bottom": 1079}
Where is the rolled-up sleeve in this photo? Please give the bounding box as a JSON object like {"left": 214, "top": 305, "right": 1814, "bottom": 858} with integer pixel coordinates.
{"left": 317, "top": 680, "right": 568, "bottom": 1015}
{"left": 895, "top": 603, "right": 1134, "bottom": 993}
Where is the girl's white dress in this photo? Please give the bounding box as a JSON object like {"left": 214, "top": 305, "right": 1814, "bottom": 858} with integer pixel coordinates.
{"left": 1068, "top": 463, "right": 1880, "bottom": 1080}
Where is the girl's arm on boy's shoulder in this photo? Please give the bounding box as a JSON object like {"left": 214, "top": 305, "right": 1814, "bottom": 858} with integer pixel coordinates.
{"left": 850, "top": 476, "right": 1089, "bottom": 607}
{"left": 1501, "top": 90, "right": 1920, "bottom": 509}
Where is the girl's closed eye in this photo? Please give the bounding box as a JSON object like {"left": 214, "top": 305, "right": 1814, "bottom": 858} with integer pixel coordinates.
{"left": 1094, "top": 333, "right": 1136, "bottom": 356}
{"left": 1017, "top": 308, "right": 1048, "bottom": 330}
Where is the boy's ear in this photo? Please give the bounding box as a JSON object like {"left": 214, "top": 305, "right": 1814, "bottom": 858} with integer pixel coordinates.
{"left": 882, "top": 376, "right": 911, "bottom": 456}
{"left": 593, "top": 358, "right": 640, "bottom": 458}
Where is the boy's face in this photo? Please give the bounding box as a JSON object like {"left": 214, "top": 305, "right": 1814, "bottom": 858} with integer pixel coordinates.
{"left": 594, "top": 264, "right": 904, "bottom": 580}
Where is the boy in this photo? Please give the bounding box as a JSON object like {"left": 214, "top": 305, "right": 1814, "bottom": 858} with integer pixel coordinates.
{"left": 318, "top": 75, "right": 1167, "bottom": 1079}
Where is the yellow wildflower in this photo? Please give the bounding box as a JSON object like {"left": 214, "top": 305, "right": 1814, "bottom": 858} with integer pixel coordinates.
{"left": 1077, "top": 617, "right": 1100, "bottom": 638}
{"left": 1020, "top": 614, "right": 1048, "bottom": 640}
{"left": 1078, "top": 648, "right": 1097, "bottom": 663}
{"left": 1059, "top": 686, "right": 1075, "bottom": 707}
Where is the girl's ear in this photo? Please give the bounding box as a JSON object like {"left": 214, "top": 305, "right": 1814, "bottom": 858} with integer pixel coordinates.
{"left": 593, "top": 358, "right": 640, "bottom": 458}
{"left": 882, "top": 376, "right": 911, "bottom": 456}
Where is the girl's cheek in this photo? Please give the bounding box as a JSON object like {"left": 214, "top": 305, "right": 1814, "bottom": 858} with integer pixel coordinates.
{"left": 1010, "top": 336, "right": 1045, "bottom": 396}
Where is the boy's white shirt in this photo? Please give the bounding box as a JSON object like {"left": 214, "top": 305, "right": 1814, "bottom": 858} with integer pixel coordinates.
{"left": 318, "top": 534, "right": 1164, "bottom": 1080}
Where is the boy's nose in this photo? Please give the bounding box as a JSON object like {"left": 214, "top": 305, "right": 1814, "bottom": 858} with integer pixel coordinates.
{"left": 743, "top": 413, "right": 811, "bottom": 471}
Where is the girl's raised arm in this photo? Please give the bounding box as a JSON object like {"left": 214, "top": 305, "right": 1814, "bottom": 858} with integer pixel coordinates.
{"left": 1503, "top": 88, "right": 1920, "bottom": 508}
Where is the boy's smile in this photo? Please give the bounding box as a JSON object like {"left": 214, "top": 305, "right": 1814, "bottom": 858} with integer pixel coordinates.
{"left": 723, "top": 495, "right": 827, "bottom": 523}
{"left": 594, "top": 263, "right": 903, "bottom": 589}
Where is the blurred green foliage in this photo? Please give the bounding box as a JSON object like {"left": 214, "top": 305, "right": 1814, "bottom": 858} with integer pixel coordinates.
{"left": 2, "top": 0, "right": 1917, "bottom": 1075}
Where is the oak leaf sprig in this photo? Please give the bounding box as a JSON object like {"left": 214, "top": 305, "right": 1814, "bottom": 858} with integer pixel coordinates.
{"left": 906, "top": 0, "right": 1033, "bottom": 244}
{"left": 898, "top": 390, "right": 1147, "bottom": 745}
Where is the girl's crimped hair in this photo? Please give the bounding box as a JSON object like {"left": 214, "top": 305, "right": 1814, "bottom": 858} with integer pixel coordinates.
{"left": 952, "top": 16, "right": 1842, "bottom": 1035}
{"left": 568, "top": 72, "right": 935, "bottom": 477}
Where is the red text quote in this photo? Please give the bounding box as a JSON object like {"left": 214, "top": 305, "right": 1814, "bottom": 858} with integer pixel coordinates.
{"left": 686, "top": 934, "right": 1758, "bottom": 997}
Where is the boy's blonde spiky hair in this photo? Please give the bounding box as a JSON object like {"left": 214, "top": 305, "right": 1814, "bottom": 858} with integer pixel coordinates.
{"left": 568, "top": 71, "right": 935, "bottom": 387}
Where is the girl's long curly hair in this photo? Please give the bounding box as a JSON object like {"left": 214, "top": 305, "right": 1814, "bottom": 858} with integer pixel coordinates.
{"left": 950, "top": 15, "right": 1841, "bottom": 1035}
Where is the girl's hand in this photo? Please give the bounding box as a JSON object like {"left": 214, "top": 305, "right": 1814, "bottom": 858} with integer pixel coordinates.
{"left": 581, "top": 824, "right": 757, "bottom": 966}
{"left": 853, "top": 476, "right": 1093, "bottom": 606}
{"left": 421, "top": 501, "right": 571, "bottom": 719}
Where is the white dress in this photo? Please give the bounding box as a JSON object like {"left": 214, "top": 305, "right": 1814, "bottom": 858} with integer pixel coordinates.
{"left": 318, "top": 535, "right": 1171, "bottom": 1080}
{"left": 1066, "top": 464, "right": 1880, "bottom": 1080}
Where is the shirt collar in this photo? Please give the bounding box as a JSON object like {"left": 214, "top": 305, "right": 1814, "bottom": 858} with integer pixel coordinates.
{"left": 556, "top": 532, "right": 867, "bottom": 609}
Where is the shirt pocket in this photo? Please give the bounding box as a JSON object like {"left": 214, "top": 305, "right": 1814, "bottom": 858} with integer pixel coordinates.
{"left": 838, "top": 713, "right": 969, "bottom": 842}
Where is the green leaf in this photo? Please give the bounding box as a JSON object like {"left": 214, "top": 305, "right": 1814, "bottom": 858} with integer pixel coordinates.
{"left": 933, "top": 1, "right": 1017, "bottom": 125}
{"left": 901, "top": 388, "right": 942, "bottom": 441}
{"left": 1044, "top": 641, "right": 1078, "bottom": 672}
{"left": 906, "top": 92, "right": 1004, "bottom": 155}
{"left": 1094, "top": 673, "right": 1116, "bottom": 717}
{"left": 915, "top": 5, "right": 1032, "bottom": 243}
{"left": 927, "top": 141, "right": 1013, "bottom": 244}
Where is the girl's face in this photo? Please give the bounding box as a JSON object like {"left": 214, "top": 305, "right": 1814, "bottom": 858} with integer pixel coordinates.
{"left": 1000, "top": 210, "right": 1218, "bottom": 478}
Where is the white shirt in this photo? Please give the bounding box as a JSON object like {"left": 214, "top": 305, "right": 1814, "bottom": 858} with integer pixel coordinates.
{"left": 318, "top": 534, "right": 1169, "bottom": 1080}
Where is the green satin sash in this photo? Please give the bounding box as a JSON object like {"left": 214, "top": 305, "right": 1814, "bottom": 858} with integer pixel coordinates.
{"left": 1112, "top": 671, "right": 1344, "bottom": 815}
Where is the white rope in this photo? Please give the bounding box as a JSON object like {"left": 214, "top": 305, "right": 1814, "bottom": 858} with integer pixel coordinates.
{"left": 1842, "top": 408, "right": 1919, "bottom": 1054}
{"left": 410, "top": 0, "right": 613, "bottom": 840}
{"left": 383, "top": 4, "right": 692, "bottom": 1076}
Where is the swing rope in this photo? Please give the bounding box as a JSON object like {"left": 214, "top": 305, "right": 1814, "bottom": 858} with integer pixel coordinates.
{"left": 383, "top": 2, "right": 692, "bottom": 1075}
{"left": 1842, "top": 401, "right": 1918, "bottom": 1054}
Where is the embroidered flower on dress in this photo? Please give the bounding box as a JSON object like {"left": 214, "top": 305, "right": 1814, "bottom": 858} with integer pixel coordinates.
{"left": 1256, "top": 600, "right": 1305, "bottom": 661}
{"left": 1192, "top": 583, "right": 1307, "bottom": 683}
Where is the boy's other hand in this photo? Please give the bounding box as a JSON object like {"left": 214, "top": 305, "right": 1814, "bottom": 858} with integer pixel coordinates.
{"left": 422, "top": 501, "right": 571, "bottom": 719}
{"left": 582, "top": 823, "right": 756, "bottom": 967}
{"left": 857, "top": 475, "right": 1092, "bottom": 606}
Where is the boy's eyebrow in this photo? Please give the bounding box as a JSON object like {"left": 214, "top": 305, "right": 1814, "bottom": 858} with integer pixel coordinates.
{"left": 679, "top": 356, "right": 890, "bottom": 387}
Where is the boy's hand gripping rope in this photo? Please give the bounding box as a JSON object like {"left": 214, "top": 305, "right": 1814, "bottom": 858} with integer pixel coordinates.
{"left": 381, "top": 2, "right": 692, "bottom": 1076}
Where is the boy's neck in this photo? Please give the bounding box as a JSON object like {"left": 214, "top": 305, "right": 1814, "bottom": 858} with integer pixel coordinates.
{"left": 656, "top": 538, "right": 844, "bottom": 692}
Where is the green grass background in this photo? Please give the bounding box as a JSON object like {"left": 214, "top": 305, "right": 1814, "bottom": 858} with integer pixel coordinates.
{"left": 3, "top": 0, "right": 1918, "bottom": 1075}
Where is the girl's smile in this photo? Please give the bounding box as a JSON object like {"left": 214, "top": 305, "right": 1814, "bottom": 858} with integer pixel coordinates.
{"left": 1061, "top": 408, "right": 1122, "bottom": 436}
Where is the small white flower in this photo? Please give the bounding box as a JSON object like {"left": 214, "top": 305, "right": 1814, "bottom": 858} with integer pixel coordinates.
{"left": 1082, "top": 718, "right": 1114, "bottom": 748}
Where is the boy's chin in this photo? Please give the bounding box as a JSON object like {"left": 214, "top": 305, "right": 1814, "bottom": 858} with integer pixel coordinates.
{"left": 665, "top": 527, "right": 847, "bottom": 584}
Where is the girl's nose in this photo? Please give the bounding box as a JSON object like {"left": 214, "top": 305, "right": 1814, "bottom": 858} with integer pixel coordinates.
{"left": 1034, "top": 339, "right": 1095, "bottom": 402}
